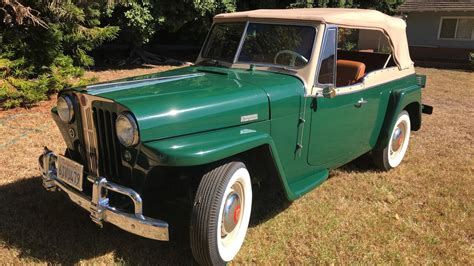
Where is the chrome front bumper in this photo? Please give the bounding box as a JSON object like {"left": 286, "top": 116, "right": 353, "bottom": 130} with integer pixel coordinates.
{"left": 39, "top": 149, "right": 169, "bottom": 241}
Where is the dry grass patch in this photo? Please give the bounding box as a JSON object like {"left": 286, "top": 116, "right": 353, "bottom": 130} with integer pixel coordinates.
{"left": 0, "top": 67, "right": 472, "bottom": 264}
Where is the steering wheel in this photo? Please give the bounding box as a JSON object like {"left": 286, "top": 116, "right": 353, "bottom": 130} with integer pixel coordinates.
{"left": 273, "top": 50, "right": 309, "bottom": 67}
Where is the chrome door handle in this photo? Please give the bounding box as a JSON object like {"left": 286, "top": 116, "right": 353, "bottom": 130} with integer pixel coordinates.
{"left": 355, "top": 98, "right": 368, "bottom": 108}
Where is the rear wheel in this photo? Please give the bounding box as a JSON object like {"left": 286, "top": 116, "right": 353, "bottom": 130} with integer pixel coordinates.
{"left": 190, "top": 161, "right": 252, "bottom": 265}
{"left": 373, "top": 110, "right": 411, "bottom": 170}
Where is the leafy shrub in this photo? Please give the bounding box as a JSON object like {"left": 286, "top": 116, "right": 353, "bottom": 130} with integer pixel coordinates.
{"left": 119, "top": 1, "right": 157, "bottom": 45}
{"left": 0, "top": 0, "right": 118, "bottom": 109}
{"left": 0, "top": 0, "right": 405, "bottom": 109}
{"left": 0, "top": 55, "right": 88, "bottom": 108}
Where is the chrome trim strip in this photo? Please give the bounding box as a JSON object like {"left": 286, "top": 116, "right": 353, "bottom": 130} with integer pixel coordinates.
{"left": 86, "top": 73, "right": 205, "bottom": 95}
{"left": 39, "top": 149, "right": 169, "bottom": 241}
{"left": 333, "top": 67, "right": 415, "bottom": 96}
{"left": 313, "top": 66, "right": 416, "bottom": 98}
{"left": 233, "top": 21, "right": 249, "bottom": 64}
{"left": 314, "top": 24, "right": 338, "bottom": 89}
{"left": 383, "top": 54, "right": 392, "bottom": 69}
{"left": 74, "top": 93, "right": 104, "bottom": 177}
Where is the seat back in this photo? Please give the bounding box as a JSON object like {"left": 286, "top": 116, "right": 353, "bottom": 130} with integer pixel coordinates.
{"left": 336, "top": 60, "right": 366, "bottom": 87}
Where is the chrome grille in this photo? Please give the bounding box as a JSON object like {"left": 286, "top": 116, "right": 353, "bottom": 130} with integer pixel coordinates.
{"left": 75, "top": 93, "right": 120, "bottom": 179}
{"left": 76, "top": 93, "right": 100, "bottom": 176}
{"left": 93, "top": 105, "right": 122, "bottom": 179}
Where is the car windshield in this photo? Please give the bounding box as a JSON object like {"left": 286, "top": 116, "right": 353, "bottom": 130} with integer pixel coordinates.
{"left": 200, "top": 22, "right": 316, "bottom": 68}
{"left": 201, "top": 23, "right": 246, "bottom": 63}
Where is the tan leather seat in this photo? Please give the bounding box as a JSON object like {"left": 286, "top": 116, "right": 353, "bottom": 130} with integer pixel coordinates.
{"left": 336, "top": 60, "right": 366, "bottom": 87}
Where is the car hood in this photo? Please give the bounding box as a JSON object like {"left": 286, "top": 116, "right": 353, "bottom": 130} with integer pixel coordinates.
{"left": 84, "top": 66, "right": 272, "bottom": 142}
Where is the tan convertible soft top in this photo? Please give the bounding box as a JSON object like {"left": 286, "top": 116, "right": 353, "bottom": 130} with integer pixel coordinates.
{"left": 214, "top": 8, "right": 413, "bottom": 69}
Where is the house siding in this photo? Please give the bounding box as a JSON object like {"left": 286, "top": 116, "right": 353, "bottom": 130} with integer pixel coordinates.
{"left": 406, "top": 11, "right": 474, "bottom": 49}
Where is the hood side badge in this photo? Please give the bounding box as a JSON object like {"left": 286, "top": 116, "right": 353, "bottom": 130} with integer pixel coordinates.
{"left": 241, "top": 114, "right": 258, "bottom": 123}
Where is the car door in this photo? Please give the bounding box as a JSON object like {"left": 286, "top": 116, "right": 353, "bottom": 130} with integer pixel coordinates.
{"left": 307, "top": 25, "right": 379, "bottom": 168}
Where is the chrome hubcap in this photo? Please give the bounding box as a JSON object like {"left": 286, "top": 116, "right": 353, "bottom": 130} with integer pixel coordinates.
{"left": 221, "top": 182, "right": 244, "bottom": 243}
{"left": 222, "top": 192, "right": 241, "bottom": 235}
{"left": 391, "top": 123, "right": 406, "bottom": 156}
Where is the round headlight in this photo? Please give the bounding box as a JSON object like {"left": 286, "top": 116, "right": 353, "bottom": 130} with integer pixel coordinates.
{"left": 57, "top": 95, "right": 74, "bottom": 123}
{"left": 115, "top": 112, "right": 139, "bottom": 147}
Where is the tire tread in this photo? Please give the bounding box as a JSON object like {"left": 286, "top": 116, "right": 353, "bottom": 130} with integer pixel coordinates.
{"left": 190, "top": 161, "right": 245, "bottom": 266}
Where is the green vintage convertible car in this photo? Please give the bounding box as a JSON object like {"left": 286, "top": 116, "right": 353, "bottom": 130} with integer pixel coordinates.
{"left": 39, "top": 8, "right": 432, "bottom": 265}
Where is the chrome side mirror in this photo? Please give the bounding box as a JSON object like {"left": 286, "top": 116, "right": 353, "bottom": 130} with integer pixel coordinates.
{"left": 322, "top": 85, "right": 336, "bottom": 98}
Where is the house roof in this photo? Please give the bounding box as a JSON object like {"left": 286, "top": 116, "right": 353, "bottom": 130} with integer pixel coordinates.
{"left": 397, "top": 0, "right": 474, "bottom": 12}
{"left": 214, "top": 8, "right": 413, "bottom": 69}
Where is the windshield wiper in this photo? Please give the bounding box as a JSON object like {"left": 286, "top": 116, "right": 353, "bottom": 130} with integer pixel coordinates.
{"left": 196, "top": 58, "right": 228, "bottom": 67}
{"left": 249, "top": 63, "right": 296, "bottom": 73}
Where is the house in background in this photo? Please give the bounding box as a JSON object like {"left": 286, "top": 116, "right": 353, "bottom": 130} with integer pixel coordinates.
{"left": 397, "top": 0, "right": 474, "bottom": 68}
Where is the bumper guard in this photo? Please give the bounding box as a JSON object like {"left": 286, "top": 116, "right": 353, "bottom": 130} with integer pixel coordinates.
{"left": 39, "top": 149, "right": 169, "bottom": 241}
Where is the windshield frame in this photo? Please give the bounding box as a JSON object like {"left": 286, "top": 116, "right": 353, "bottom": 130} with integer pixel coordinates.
{"left": 199, "top": 21, "right": 318, "bottom": 69}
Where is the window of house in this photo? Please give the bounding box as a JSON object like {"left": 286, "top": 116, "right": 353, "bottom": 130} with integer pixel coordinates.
{"left": 439, "top": 17, "right": 474, "bottom": 40}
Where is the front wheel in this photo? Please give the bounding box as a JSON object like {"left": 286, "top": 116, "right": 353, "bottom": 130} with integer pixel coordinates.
{"left": 190, "top": 161, "right": 252, "bottom": 265}
{"left": 373, "top": 110, "right": 411, "bottom": 170}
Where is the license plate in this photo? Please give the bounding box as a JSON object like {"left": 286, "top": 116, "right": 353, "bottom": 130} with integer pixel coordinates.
{"left": 57, "top": 155, "right": 84, "bottom": 191}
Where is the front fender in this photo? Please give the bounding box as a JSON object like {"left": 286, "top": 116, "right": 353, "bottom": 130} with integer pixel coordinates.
{"left": 141, "top": 121, "right": 297, "bottom": 199}
{"left": 375, "top": 84, "right": 421, "bottom": 150}
{"left": 142, "top": 122, "right": 271, "bottom": 166}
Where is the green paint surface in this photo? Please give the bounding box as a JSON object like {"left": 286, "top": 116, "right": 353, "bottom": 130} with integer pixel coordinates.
{"left": 74, "top": 66, "right": 422, "bottom": 200}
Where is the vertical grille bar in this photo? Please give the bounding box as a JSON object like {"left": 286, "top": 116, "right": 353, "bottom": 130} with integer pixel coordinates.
{"left": 94, "top": 108, "right": 106, "bottom": 176}
{"left": 103, "top": 111, "right": 113, "bottom": 176}
{"left": 92, "top": 108, "right": 99, "bottom": 171}
{"left": 92, "top": 103, "right": 122, "bottom": 180}
{"left": 109, "top": 112, "right": 121, "bottom": 177}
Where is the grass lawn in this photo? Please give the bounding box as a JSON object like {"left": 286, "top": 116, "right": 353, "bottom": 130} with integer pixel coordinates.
{"left": 0, "top": 66, "right": 472, "bottom": 264}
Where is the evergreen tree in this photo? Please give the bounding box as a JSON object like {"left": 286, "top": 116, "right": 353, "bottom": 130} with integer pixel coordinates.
{"left": 0, "top": 0, "right": 405, "bottom": 109}
{"left": 289, "top": 0, "right": 403, "bottom": 14}
{"left": 0, "top": 0, "right": 119, "bottom": 108}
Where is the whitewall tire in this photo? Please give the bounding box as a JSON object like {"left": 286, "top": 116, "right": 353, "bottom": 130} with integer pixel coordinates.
{"left": 373, "top": 110, "right": 411, "bottom": 170}
{"left": 190, "top": 161, "right": 252, "bottom": 265}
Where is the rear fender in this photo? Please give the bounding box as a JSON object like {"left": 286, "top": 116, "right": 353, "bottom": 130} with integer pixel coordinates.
{"left": 375, "top": 85, "right": 421, "bottom": 150}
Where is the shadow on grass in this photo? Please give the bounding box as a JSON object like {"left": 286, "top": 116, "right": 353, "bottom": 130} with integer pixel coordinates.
{"left": 250, "top": 182, "right": 292, "bottom": 227}
{"left": 0, "top": 177, "right": 290, "bottom": 264}
{"left": 0, "top": 177, "right": 193, "bottom": 264}
{"left": 327, "top": 154, "right": 381, "bottom": 179}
